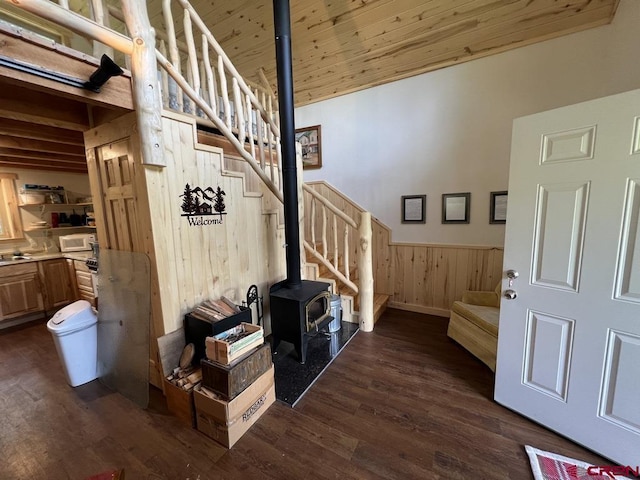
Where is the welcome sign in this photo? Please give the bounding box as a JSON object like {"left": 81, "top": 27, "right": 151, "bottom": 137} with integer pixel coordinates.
{"left": 180, "top": 183, "right": 227, "bottom": 226}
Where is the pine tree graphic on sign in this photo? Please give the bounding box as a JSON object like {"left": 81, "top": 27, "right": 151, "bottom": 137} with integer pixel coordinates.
{"left": 213, "top": 186, "right": 226, "bottom": 218}
{"left": 180, "top": 183, "right": 195, "bottom": 214}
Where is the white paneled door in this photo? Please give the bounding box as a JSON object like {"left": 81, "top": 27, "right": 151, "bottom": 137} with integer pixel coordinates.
{"left": 495, "top": 89, "right": 640, "bottom": 465}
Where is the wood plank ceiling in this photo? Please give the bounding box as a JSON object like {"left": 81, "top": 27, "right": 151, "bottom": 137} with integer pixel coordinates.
{"left": 0, "top": 0, "right": 620, "bottom": 173}
{"left": 149, "top": 0, "right": 619, "bottom": 106}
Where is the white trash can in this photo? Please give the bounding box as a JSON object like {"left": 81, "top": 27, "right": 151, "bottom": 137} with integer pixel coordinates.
{"left": 46, "top": 300, "right": 98, "bottom": 387}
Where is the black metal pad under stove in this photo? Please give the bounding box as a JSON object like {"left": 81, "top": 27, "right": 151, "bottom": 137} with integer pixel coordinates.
{"left": 271, "top": 321, "right": 358, "bottom": 407}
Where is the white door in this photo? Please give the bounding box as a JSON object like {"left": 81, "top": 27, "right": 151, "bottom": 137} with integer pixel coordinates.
{"left": 495, "top": 89, "right": 640, "bottom": 465}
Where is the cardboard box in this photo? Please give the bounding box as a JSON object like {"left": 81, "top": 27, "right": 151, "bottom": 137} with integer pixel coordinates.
{"left": 194, "top": 366, "right": 275, "bottom": 448}
{"left": 201, "top": 343, "right": 272, "bottom": 400}
{"left": 164, "top": 379, "right": 196, "bottom": 428}
{"left": 205, "top": 322, "right": 264, "bottom": 365}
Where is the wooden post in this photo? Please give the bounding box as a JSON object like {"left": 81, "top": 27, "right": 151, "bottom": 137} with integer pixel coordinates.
{"left": 121, "top": 0, "right": 165, "bottom": 167}
{"left": 358, "top": 212, "right": 374, "bottom": 332}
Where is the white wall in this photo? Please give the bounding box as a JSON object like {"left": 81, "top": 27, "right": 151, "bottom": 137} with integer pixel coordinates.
{"left": 296, "top": 0, "right": 640, "bottom": 247}
{"left": 0, "top": 167, "right": 91, "bottom": 253}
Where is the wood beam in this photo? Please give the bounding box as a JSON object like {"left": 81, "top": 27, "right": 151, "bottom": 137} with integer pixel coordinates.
{"left": 0, "top": 157, "right": 87, "bottom": 172}
{"left": 0, "top": 118, "right": 84, "bottom": 145}
{"left": 0, "top": 136, "right": 85, "bottom": 157}
{"left": 0, "top": 147, "right": 86, "bottom": 165}
{"left": 0, "top": 82, "right": 90, "bottom": 130}
{"left": 0, "top": 30, "right": 133, "bottom": 111}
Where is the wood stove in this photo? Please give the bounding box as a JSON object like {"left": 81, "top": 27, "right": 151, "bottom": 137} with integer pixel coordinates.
{"left": 270, "top": 279, "right": 332, "bottom": 364}
{"left": 268, "top": 0, "right": 336, "bottom": 364}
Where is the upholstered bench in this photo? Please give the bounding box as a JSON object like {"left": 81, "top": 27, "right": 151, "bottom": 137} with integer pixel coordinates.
{"left": 447, "top": 284, "right": 500, "bottom": 371}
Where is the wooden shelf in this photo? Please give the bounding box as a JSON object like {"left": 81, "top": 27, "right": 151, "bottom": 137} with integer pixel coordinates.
{"left": 19, "top": 203, "right": 92, "bottom": 208}
{"left": 24, "top": 226, "right": 95, "bottom": 232}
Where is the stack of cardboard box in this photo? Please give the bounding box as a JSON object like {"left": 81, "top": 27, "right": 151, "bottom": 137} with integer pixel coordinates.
{"left": 194, "top": 322, "right": 275, "bottom": 448}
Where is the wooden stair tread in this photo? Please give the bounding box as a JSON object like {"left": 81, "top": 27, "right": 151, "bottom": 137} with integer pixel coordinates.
{"left": 373, "top": 293, "right": 390, "bottom": 324}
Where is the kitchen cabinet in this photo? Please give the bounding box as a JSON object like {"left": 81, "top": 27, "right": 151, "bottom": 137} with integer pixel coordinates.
{"left": 0, "top": 263, "right": 44, "bottom": 321}
{"left": 39, "top": 258, "right": 75, "bottom": 311}
{"left": 73, "top": 260, "right": 96, "bottom": 307}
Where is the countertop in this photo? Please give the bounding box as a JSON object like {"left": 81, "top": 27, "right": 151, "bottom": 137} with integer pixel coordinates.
{"left": 0, "top": 251, "right": 93, "bottom": 267}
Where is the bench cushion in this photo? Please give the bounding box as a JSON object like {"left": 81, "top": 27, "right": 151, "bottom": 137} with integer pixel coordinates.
{"left": 451, "top": 301, "right": 499, "bottom": 337}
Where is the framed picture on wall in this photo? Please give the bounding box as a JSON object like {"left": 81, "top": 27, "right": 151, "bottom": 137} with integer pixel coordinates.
{"left": 401, "top": 195, "right": 426, "bottom": 223}
{"left": 490, "top": 191, "right": 508, "bottom": 224}
{"left": 442, "top": 192, "right": 470, "bottom": 224}
{"left": 295, "top": 125, "right": 322, "bottom": 169}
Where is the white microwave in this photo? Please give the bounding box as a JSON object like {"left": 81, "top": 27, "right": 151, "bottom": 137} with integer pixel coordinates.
{"left": 59, "top": 234, "right": 95, "bottom": 252}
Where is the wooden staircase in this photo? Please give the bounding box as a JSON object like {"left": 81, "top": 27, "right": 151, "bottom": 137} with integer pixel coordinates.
{"left": 201, "top": 127, "right": 388, "bottom": 326}
{"left": 305, "top": 248, "right": 389, "bottom": 326}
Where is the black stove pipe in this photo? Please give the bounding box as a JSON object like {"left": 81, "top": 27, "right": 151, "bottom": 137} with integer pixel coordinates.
{"left": 273, "top": 0, "right": 301, "bottom": 288}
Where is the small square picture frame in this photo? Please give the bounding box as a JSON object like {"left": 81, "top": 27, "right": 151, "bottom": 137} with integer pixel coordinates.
{"left": 401, "top": 195, "right": 426, "bottom": 224}
{"left": 490, "top": 191, "right": 508, "bottom": 224}
{"left": 442, "top": 192, "right": 471, "bottom": 224}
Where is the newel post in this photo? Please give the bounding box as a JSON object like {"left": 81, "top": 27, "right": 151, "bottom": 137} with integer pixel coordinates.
{"left": 358, "top": 212, "right": 374, "bottom": 332}
{"left": 121, "top": 0, "right": 165, "bottom": 167}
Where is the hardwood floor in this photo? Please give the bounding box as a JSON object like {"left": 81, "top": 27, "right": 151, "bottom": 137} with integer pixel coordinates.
{"left": 0, "top": 310, "right": 608, "bottom": 479}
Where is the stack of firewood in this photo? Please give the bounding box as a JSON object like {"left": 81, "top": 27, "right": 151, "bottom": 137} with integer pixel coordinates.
{"left": 166, "top": 366, "right": 202, "bottom": 392}
{"left": 189, "top": 296, "right": 241, "bottom": 323}
{"left": 165, "top": 343, "right": 202, "bottom": 391}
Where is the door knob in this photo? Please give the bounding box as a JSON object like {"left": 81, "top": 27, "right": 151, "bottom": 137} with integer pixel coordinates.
{"left": 506, "top": 270, "right": 519, "bottom": 280}
{"left": 504, "top": 289, "right": 517, "bottom": 300}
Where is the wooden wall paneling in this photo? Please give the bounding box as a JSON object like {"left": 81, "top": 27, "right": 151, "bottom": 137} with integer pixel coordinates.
{"left": 454, "top": 248, "right": 471, "bottom": 301}
{"left": 223, "top": 152, "right": 245, "bottom": 301}
{"left": 437, "top": 248, "right": 459, "bottom": 310}
{"left": 412, "top": 245, "right": 428, "bottom": 307}
{"left": 170, "top": 120, "right": 193, "bottom": 314}
{"left": 146, "top": 113, "right": 286, "bottom": 333}
{"left": 144, "top": 126, "right": 180, "bottom": 333}
{"left": 493, "top": 249, "right": 504, "bottom": 289}
{"left": 372, "top": 218, "right": 393, "bottom": 296}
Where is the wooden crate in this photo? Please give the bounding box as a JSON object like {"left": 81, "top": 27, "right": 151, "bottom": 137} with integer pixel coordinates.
{"left": 201, "top": 343, "right": 272, "bottom": 400}
{"left": 164, "top": 379, "right": 196, "bottom": 428}
{"left": 205, "top": 323, "right": 264, "bottom": 365}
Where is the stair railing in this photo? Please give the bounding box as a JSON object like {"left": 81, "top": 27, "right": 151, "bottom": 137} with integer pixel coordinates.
{"left": 155, "top": 0, "right": 283, "bottom": 202}
{"left": 303, "top": 185, "right": 374, "bottom": 331}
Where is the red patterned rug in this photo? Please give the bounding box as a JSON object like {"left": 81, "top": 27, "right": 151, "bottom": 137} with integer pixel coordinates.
{"left": 525, "top": 446, "right": 635, "bottom": 480}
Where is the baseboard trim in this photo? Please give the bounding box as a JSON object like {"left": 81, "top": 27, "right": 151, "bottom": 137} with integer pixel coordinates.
{"left": 387, "top": 302, "right": 450, "bottom": 318}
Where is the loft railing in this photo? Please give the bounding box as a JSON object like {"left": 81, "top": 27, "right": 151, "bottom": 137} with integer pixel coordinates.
{"left": 1, "top": 0, "right": 375, "bottom": 332}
